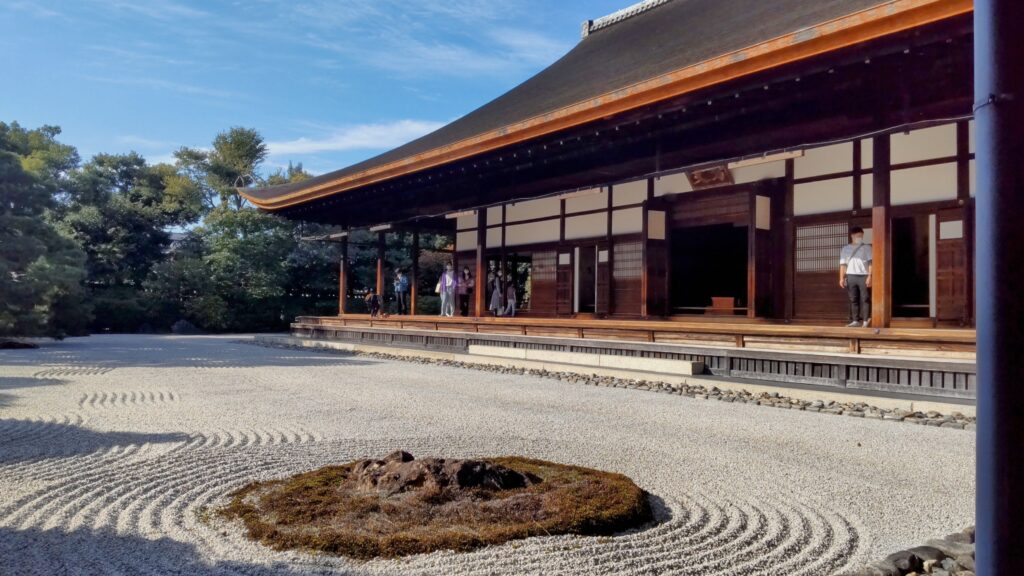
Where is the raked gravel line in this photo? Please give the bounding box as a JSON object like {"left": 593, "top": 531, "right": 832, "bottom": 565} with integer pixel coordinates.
{"left": 0, "top": 334, "right": 974, "bottom": 575}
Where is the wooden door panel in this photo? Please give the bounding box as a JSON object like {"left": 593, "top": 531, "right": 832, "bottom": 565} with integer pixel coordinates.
{"left": 555, "top": 252, "right": 573, "bottom": 316}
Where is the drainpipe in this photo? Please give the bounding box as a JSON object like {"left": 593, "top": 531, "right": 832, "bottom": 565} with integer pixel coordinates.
{"left": 975, "top": 1, "right": 1024, "bottom": 573}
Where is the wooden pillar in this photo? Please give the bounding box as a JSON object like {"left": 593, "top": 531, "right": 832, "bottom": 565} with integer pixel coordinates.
{"left": 871, "top": 135, "right": 892, "bottom": 328}
{"left": 747, "top": 190, "right": 758, "bottom": 319}
{"left": 474, "top": 210, "right": 486, "bottom": 317}
{"left": 500, "top": 205, "right": 507, "bottom": 296}
{"left": 376, "top": 231, "right": 385, "bottom": 297}
{"left": 338, "top": 236, "right": 348, "bottom": 315}
{"left": 781, "top": 159, "right": 796, "bottom": 320}
{"left": 975, "top": 1, "right": 1024, "bottom": 572}
{"left": 410, "top": 231, "right": 419, "bottom": 316}
{"left": 640, "top": 183, "right": 651, "bottom": 318}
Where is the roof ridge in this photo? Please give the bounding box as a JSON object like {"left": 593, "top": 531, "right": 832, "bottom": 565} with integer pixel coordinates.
{"left": 581, "top": 0, "right": 676, "bottom": 38}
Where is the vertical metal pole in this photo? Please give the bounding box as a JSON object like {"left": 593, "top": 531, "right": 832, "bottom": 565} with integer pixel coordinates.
{"left": 976, "top": 1, "right": 1024, "bottom": 573}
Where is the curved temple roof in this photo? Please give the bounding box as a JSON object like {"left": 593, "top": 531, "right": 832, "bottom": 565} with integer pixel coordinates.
{"left": 243, "top": 0, "right": 972, "bottom": 211}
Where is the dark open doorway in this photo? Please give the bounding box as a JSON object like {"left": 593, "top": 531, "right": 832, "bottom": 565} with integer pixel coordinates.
{"left": 892, "top": 215, "right": 931, "bottom": 318}
{"left": 670, "top": 224, "right": 748, "bottom": 314}
{"left": 577, "top": 245, "right": 597, "bottom": 313}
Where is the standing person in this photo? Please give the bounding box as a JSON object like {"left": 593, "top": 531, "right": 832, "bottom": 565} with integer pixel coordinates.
{"left": 438, "top": 263, "right": 458, "bottom": 317}
{"left": 489, "top": 269, "right": 505, "bottom": 316}
{"left": 457, "top": 267, "right": 474, "bottom": 316}
{"left": 393, "top": 269, "right": 410, "bottom": 315}
{"left": 839, "top": 226, "right": 873, "bottom": 327}
{"left": 504, "top": 275, "right": 517, "bottom": 317}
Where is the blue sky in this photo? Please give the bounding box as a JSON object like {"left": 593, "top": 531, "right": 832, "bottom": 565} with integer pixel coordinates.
{"left": 2, "top": 0, "right": 631, "bottom": 175}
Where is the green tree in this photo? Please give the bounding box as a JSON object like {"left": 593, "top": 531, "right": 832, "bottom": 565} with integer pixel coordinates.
{"left": 175, "top": 126, "right": 268, "bottom": 211}
{"left": 0, "top": 126, "right": 89, "bottom": 338}
{"left": 57, "top": 152, "right": 204, "bottom": 331}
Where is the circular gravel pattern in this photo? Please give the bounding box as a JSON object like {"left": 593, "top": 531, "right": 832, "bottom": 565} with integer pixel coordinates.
{"left": 0, "top": 335, "right": 974, "bottom": 575}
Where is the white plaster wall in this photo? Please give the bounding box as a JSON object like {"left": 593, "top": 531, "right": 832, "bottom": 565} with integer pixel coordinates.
{"left": 654, "top": 172, "right": 693, "bottom": 196}
{"left": 505, "top": 219, "right": 561, "bottom": 247}
{"left": 755, "top": 195, "right": 771, "bottom": 230}
{"left": 505, "top": 197, "right": 561, "bottom": 222}
{"left": 613, "top": 179, "right": 648, "bottom": 206}
{"left": 891, "top": 124, "right": 957, "bottom": 164}
{"left": 793, "top": 177, "right": 854, "bottom": 215}
{"left": 612, "top": 207, "right": 643, "bottom": 236}
{"left": 565, "top": 212, "right": 608, "bottom": 240}
{"left": 564, "top": 188, "right": 607, "bottom": 213}
{"left": 890, "top": 163, "right": 957, "bottom": 206}
{"left": 861, "top": 139, "right": 874, "bottom": 169}
{"left": 648, "top": 210, "right": 666, "bottom": 240}
{"left": 456, "top": 214, "right": 477, "bottom": 230}
{"left": 486, "top": 226, "right": 502, "bottom": 248}
{"left": 861, "top": 174, "right": 873, "bottom": 209}
{"left": 456, "top": 230, "right": 477, "bottom": 252}
{"left": 487, "top": 205, "right": 503, "bottom": 226}
{"left": 794, "top": 142, "right": 852, "bottom": 179}
{"left": 940, "top": 219, "right": 964, "bottom": 240}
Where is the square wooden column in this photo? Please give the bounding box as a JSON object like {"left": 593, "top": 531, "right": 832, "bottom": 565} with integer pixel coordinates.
{"left": 376, "top": 231, "right": 386, "bottom": 297}
{"left": 338, "top": 236, "right": 348, "bottom": 315}
{"left": 474, "top": 210, "right": 487, "bottom": 316}
{"left": 871, "top": 134, "right": 892, "bottom": 328}
{"left": 410, "top": 231, "right": 419, "bottom": 316}
{"left": 640, "top": 182, "right": 652, "bottom": 317}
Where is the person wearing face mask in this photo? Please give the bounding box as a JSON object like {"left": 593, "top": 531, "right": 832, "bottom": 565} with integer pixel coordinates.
{"left": 438, "top": 263, "right": 458, "bottom": 317}
{"left": 839, "top": 226, "right": 873, "bottom": 327}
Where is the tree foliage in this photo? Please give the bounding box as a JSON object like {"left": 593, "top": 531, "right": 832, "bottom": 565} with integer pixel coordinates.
{"left": 0, "top": 123, "right": 89, "bottom": 338}
{"left": 1, "top": 120, "right": 444, "bottom": 337}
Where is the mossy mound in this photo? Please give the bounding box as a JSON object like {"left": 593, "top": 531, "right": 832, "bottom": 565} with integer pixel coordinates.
{"left": 218, "top": 451, "right": 652, "bottom": 559}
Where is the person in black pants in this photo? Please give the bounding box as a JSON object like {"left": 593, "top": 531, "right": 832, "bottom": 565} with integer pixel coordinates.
{"left": 839, "top": 226, "right": 873, "bottom": 327}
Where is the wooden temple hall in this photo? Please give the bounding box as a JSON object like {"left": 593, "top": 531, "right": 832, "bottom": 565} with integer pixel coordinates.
{"left": 242, "top": 0, "right": 979, "bottom": 397}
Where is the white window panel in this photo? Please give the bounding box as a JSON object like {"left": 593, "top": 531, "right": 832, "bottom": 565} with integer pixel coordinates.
{"left": 890, "top": 163, "right": 957, "bottom": 206}
{"left": 793, "top": 177, "right": 853, "bottom": 215}
{"left": 794, "top": 142, "right": 852, "bottom": 179}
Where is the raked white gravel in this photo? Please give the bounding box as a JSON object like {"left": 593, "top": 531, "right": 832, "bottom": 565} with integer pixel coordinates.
{"left": 0, "top": 334, "right": 974, "bottom": 575}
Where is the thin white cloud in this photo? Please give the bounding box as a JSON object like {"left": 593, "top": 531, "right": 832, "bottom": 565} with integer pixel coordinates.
{"left": 267, "top": 120, "right": 446, "bottom": 156}
{"left": 83, "top": 75, "right": 237, "bottom": 99}
{"left": 304, "top": 25, "right": 568, "bottom": 78}
{"left": 117, "top": 135, "right": 175, "bottom": 149}
{"left": 3, "top": 0, "right": 65, "bottom": 19}
{"left": 91, "top": 0, "right": 208, "bottom": 21}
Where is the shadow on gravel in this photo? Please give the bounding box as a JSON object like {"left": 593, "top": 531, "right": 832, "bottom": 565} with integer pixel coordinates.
{"left": 0, "top": 337, "right": 377, "bottom": 370}
{"left": 0, "top": 420, "right": 190, "bottom": 464}
{"left": 0, "top": 376, "right": 67, "bottom": 390}
{"left": 0, "top": 526, "right": 358, "bottom": 576}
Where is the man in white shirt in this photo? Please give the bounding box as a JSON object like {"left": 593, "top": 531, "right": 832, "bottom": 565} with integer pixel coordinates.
{"left": 839, "top": 226, "right": 872, "bottom": 327}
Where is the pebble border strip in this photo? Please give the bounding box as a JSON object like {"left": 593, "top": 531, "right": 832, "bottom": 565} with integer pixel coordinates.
{"left": 249, "top": 340, "right": 976, "bottom": 431}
